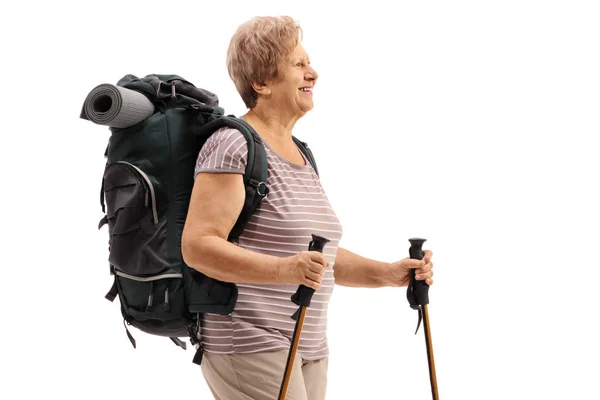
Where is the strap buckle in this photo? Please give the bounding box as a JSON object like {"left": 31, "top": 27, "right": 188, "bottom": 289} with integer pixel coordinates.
{"left": 156, "top": 81, "right": 177, "bottom": 99}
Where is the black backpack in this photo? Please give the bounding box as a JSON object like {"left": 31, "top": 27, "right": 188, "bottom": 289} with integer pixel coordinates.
{"left": 92, "top": 74, "right": 319, "bottom": 364}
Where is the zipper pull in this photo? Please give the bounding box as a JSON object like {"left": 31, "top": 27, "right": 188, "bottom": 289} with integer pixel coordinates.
{"left": 164, "top": 288, "right": 170, "bottom": 311}
{"left": 146, "top": 292, "right": 154, "bottom": 311}
{"left": 146, "top": 281, "right": 154, "bottom": 311}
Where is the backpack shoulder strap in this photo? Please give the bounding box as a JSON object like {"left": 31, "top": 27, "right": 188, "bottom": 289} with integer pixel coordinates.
{"left": 293, "top": 136, "right": 319, "bottom": 176}
{"left": 195, "top": 115, "right": 269, "bottom": 241}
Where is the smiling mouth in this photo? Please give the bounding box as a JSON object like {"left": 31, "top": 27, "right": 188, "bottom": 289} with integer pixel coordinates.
{"left": 299, "top": 87, "right": 313, "bottom": 94}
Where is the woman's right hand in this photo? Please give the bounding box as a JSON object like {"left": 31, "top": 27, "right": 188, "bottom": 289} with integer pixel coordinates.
{"left": 279, "top": 251, "right": 330, "bottom": 290}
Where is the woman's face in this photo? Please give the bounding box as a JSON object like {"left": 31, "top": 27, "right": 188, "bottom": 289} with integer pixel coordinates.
{"left": 267, "top": 43, "right": 319, "bottom": 116}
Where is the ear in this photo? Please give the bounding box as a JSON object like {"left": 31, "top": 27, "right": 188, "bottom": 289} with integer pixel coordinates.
{"left": 251, "top": 81, "right": 272, "bottom": 96}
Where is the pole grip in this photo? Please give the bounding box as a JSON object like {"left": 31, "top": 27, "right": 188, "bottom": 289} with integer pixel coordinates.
{"left": 407, "top": 238, "right": 429, "bottom": 307}
{"left": 291, "top": 235, "right": 330, "bottom": 311}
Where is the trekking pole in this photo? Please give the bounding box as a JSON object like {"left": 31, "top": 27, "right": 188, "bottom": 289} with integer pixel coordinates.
{"left": 406, "top": 238, "right": 439, "bottom": 400}
{"left": 278, "top": 234, "right": 330, "bottom": 400}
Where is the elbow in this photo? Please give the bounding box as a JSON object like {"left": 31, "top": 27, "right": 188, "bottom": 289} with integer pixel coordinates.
{"left": 181, "top": 231, "right": 205, "bottom": 273}
{"left": 181, "top": 238, "right": 193, "bottom": 267}
{"left": 181, "top": 232, "right": 223, "bottom": 281}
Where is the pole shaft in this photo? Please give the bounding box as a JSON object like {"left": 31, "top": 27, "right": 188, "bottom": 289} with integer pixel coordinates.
{"left": 278, "top": 306, "right": 307, "bottom": 400}
{"left": 423, "top": 304, "right": 439, "bottom": 400}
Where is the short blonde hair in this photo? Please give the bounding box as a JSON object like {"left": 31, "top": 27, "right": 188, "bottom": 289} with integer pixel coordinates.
{"left": 226, "top": 16, "right": 303, "bottom": 109}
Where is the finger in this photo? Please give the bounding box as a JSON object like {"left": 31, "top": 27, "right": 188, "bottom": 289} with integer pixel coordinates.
{"left": 305, "top": 276, "right": 322, "bottom": 291}
{"left": 416, "top": 270, "right": 434, "bottom": 280}
{"left": 423, "top": 250, "right": 433, "bottom": 263}
{"left": 309, "top": 252, "right": 329, "bottom": 267}
{"left": 425, "top": 277, "right": 434, "bottom": 285}
{"left": 406, "top": 259, "right": 426, "bottom": 269}
{"left": 308, "top": 262, "right": 325, "bottom": 275}
{"left": 306, "top": 271, "right": 323, "bottom": 283}
{"left": 417, "top": 261, "right": 433, "bottom": 273}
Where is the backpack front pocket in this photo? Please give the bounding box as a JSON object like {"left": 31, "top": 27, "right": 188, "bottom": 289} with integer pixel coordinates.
{"left": 102, "top": 161, "right": 169, "bottom": 276}
{"left": 115, "top": 271, "right": 190, "bottom": 337}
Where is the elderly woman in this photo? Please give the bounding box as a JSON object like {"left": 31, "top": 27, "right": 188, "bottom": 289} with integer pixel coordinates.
{"left": 181, "top": 16, "right": 434, "bottom": 400}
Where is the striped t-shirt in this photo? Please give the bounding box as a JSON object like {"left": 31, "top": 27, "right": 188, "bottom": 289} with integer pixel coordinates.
{"left": 193, "top": 126, "right": 343, "bottom": 360}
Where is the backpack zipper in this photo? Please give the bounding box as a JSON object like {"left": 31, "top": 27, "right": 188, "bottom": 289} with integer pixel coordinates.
{"left": 114, "top": 271, "right": 183, "bottom": 281}
{"left": 116, "top": 161, "right": 159, "bottom": 224}
{"left": 113, "top": 271, "right": 177, "bottom": 312}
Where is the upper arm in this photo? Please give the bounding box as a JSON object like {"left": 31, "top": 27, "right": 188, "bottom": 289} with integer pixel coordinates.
{"left": 183, "top": 171, "right": 245, "bottom": 242}
{"left": 182, "top": 127, "right": 249, "bottom": 251}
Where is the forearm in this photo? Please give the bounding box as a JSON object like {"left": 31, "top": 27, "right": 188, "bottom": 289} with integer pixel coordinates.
{"left": 333, "top": 247, "right": 392, "bottom": 288}
{"left": 182, "top": 235, "right": 283, "bottom": 284}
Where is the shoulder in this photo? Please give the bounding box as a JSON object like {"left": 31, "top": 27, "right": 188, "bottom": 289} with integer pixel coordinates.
{"left": 195, "top": 127, "right": 249, "bottom": 176}
{"left": 206, "top": 126, "right": 248, "bottom": 150}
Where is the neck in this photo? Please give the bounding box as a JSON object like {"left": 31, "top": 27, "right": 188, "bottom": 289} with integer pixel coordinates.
{"left": 243, "top": 104, "right": 302, "bottom": 144}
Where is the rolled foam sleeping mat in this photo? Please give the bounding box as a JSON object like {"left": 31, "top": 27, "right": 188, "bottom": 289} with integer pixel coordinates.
{"left": 80, "top": 83, "right": 155, "bottom": 129}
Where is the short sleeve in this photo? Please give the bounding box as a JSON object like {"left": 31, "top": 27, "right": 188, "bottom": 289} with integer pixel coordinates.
{"left": 194, "top": 127, "right": 248, "bottom": 178}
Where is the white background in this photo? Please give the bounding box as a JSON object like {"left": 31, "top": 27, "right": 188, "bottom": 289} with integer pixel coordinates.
{"left": 1, "top": 0, "right": 599, "bottom": 399}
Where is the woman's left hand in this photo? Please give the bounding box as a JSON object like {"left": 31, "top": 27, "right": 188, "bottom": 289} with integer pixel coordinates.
{"left": 387, "top": 250, "right": 434, "bottom": 287}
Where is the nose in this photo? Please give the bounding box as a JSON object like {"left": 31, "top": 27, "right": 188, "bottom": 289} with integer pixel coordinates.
{"left": 306, "top": 65, "right": 318, "bottom": 82}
